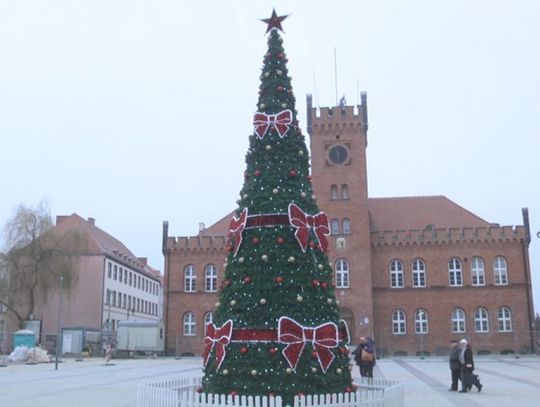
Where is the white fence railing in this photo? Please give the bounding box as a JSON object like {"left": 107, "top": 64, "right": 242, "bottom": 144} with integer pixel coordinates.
{"left": 137, "top": 376, "right": 403, "bottom": 407}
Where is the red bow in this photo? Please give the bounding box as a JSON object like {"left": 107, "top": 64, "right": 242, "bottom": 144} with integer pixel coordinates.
{"left": 253, "top": 109, "right": 293, "bottom": 139}
{"left": 278, "top": 317, "right": 338, "bottom": 373}
{"left": 288, "top": 203, "right": 329, "bottom": 252}
{"left": 203, "top": 320, "right": 233, "bottom": 370}
{"left": 227, "top": 208, "right": 248, "bottom": 256}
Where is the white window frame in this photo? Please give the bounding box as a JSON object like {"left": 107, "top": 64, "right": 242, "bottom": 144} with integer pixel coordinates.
{"left": 474, "top": 307, "right": 489, "bottom": 333}
{"left": 330, "top": 219, "right": 340, "bottom": 235}
{"left": 341, "top": 184, "right": 349, "bottom": 200}
{"left": 390, "top": 259, "right": 404, "bottom": 288}
{"left": 494, "top": 256, "right": 508, "bottom": 285}
{"left": 449, "top": 258, "right": 463, "bottom": 287}
{"left": 412, "top": 259, "right": 426, "bottom": 287}
{"left": 497, "top": 307, "right": 512, "bottom": 332}
{"left": 342, "top": 218, "right": 351, "bottom": 234}
{"left": 184, "top": 265, "right": 196, "bottom": 292}
{"left": 415, "top": 309, "right": 428, "bottom": 334}
{"left": 183, "top": 312, "right": 196, "bottom": 336}
{"left": 392, "top": 309, "right": 406, "bottom": 335}
{"left": 330, "top": 185, "right": 338, "bottom": 200}
{"left": 335, "top": 259, "right": 350, "bottom": 288}
{"left": 205, "top": 265, "right": 218, "bottom": 292}
{"left": 204, "top": 312, "right": 213, "bottom": 335}
{"left": 471, "top": 256, "right": 485, "bottom": 286}
{"left": 451, "top": 308, "right": 466, "bottom": 333}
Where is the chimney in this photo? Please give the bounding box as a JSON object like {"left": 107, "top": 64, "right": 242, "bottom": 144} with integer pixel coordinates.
{"left": 199, "top": 222, "right": 206, "bottom": 232}
{"left": 87, "top": 217, "right": 95, "bottom": 226}
{"left": 56, "top": 215, "right": 69, "bottom": 226}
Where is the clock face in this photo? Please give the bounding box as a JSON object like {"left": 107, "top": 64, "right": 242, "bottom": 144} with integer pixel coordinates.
{"left": 329, "top": 145, "right": 348, "bottom": 165}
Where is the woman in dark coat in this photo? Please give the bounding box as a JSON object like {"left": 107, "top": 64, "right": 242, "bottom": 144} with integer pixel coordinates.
{"left": 459, "top": 339, "right": 482, "bottom": 392}
{"left": 353, "top": 336, "right": 376, "bottom": 378}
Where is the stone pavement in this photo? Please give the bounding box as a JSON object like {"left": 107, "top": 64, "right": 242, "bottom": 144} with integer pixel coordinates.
{"left": 0, "top": 355, "right": 539, "bottom": 406}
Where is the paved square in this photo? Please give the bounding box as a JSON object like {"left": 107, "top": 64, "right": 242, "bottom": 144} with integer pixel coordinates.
{"left": 1, "top": 355, "right": 539, "bottom": 406}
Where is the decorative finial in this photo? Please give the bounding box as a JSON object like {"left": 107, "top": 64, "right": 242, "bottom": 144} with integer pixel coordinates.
{"left": 261, "top": 8, "right": 289, "bottom": 34}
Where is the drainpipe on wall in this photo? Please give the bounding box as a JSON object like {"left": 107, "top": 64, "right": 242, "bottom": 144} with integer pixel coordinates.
{"left": 520, "top": 208, "right": 535, "bottom": 353}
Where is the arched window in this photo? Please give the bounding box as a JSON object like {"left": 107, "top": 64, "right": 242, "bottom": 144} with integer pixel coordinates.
{"left": 184, "top": 265, "right": 196, "bottom": 292}
{"left": 451, "top": 308, "right": 466, "bottom": 333}
{"left": 335, "top": 259, "right": 349, "bottom": 288}
{"left": 204, "top": 312, "right": 213, "bottom": 335}
{"left": 330, "top": 185, "right": 338, "bottom": 200}
{"left": 330, "top": 219, "right": 340, "bottom": 235}
{"left": 471, "top": 257, "right": 485, "bottom": 286}
{"left": 205, "top": 265, "right": 218, "bottom": 292}
{"left": 183, "top": 312, "right": 196, "bottom": 336}
{"left": 390, "top": 259, "right": 404, "bottom": 288}
{"left": 415, "top": 309, "right": 428, "bottom": 334}
{"left": 497, "top": 307, "right": 512, "bottom": 332}
{"left": 493, "top": 256, "right": 508, "bottom": 285}
{"left": 474, "top": 307, "right": 489, "bottom": 333}
{"left": 341, "top": 184, "right": 349, "bottom": 200}
{"left": 392, "top": 309, "right": 406, "bottom": 335}
{"left": 448, "top": 258, "right": 462, "bottom": 287}
{"left": 342, "top": 218, "right": 351, "bottom": 234}
{"left": 412, "top": 259, "right": 426, "bottom": 287}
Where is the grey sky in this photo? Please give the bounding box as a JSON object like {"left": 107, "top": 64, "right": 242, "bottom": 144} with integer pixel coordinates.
{"left": 1, "top": 0, "right": 539, "bottom": 312}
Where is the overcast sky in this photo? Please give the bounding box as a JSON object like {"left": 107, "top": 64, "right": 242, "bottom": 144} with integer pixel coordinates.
{"left": 1, "top": 0, "right": 539, "bottom": 313}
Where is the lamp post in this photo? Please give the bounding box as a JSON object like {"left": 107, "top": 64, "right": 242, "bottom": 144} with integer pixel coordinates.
{"left": 55, "top": 275, "right": 64, "bottom": 371}
{"left": 418, "top": 310, "right": 426, "bottom": 359}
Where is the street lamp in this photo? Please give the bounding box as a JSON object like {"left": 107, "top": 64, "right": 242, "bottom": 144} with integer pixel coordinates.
{"left": 55, "top": 275, "right": 64, "bottom": 371}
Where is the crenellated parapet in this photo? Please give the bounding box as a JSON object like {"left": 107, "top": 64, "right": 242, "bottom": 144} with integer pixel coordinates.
{"left": 166, "top": 235, "right": 227, "bottom": 253}
{"left": 371, "top": 225, "right": 527, "bottom": 247}
{"left": 307, "top": 93, "right": 368, "bottom": 137}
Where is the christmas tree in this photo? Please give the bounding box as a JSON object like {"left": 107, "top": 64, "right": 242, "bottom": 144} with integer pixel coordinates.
{"left": 201, "top": 10, "right": 353, "bottom": 404}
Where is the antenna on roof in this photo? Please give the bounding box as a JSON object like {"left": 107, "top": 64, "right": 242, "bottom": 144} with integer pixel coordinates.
{"left": 334, "top": 47, "right": 339, "bottom": 106}
{"left": 312, "top": 74, "right": 318, "bottom": 108}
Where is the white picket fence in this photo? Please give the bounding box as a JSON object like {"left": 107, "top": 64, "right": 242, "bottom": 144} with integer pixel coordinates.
{"left": 137, "top": 376, "right": 403, "bottom": 407}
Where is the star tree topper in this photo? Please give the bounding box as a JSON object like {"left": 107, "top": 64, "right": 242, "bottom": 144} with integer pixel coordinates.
{"left": 261, "top": 8, "right": 289, "bottom": 33}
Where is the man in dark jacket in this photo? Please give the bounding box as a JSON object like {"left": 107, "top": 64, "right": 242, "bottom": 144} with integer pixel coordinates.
{"left": 459, "top": 339, "right": 483, "bottom": 392}
{"left": 448, "top": 340, "right": 461, "bottom": 391}
{"left": 353, "top": 336, "right": 376, "bottom": 378}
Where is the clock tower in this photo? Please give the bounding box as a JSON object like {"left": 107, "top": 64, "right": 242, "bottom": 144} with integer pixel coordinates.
{"left": 307, "top": 93, "right": 373, "bottom": 341}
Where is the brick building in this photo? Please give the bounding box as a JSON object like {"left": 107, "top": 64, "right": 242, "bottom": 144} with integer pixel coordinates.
{"left": 163, "top": 96, "right": 535, "bottom": 357}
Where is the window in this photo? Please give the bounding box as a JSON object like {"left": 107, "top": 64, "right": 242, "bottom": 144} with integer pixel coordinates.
{"left": 330, "top": 219, "right": 340, "bottom": 235}
{"left": 183, "top": 312, "right": 196, "bottom": 336}
{"left": 123, "top": 293, "right": 127, "bottom": 308}
{"left": 392, "top": 310, "right": 406, "bottom": 334}
{"left": 119, "top": 268, "right": 123, "bottom": 283}
{"left": 474, "top": 307, "right": 489, "bottom": 332}
{"left": 184, "top": 265, "right": 197, "bottom": 292}
{"left": 204, "top": 312, "right": 213, "bottom": 335}
{"left": 113, "top": 265, "right": 118, "bottom": 280}
{"left": 107, "top": 263, "right": 112, "bottom": 278}
{"left": 471, "top": 257, "right": 485, "bottom": 286}
{"left": 451, "top": 308, "right": 466, "bottom": 333}
{"left": 335, "top": 259, "right": 349, "bottom": 288}
{"left": 449, "top": 258, "right": 462, "bottom": 286}
{"left": 497, "top": 307, "right": 512, "bottom": 332}
{"left": 412, "top": 259, "right": 426, "bottom": 287}
{"left": 342, "top": 218, "right": 351, "bottom": 234}
{"left": 128, "top": 295, "right": 131, "bottom": 310}
{"left": 205, "top": 265, "right": 218, "bottom": 292}
{"left": 341, "top": 184, "right": 349, "bottom": 200}
{"left": 106, "top": 289, "right": 111, "bottom": 305}
{"left": 415, "top": 309, "right": 428, "bottom": 334}
{"left": 330, "top": 185, "right": 338, "bottom": 200}
{"left": 493, "top": 256, "right": 508, "bottom": 285}
{"left": 390, "top": 259, "right": 404, "bottom": 288}
{"left": 129, "top": 273, "right": 132, "bottom": 286}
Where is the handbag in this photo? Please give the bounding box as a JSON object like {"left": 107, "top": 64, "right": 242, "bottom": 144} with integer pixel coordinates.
{"left": 361, "top": 349, "right": 374, "bottom": 363}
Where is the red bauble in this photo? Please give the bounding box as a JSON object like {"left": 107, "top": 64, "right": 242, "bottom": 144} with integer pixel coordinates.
{"left": 312, "top": 279, "right": 320, "bottom": 287}
{"left": 345, "top": 387, "right": 352, "bottom": 393}
{"left": 243, "top": 276, "right": 252, "bottom": 284}
{"left": 277, "top": 86, "right": 284, "bottom": 92}
{"left": 269, "top": 347, "right": 278, "bottom": 355}
{"left": 252, "top": 237, "right": 260, "bottom": 245}
{"left": 268, "top": 392, "right": 275, "bottom": 398}
{"left": 320, "top": 282, "right": 328, "bottom": 289}
{"left": 307, "top": 175, "right": 312, "bottom": 182}
{"left": 311, "top": 351, "right": 318, "bottom": 359}
{"left": 297, "top": 392, "right": 304, "bottom": 397}
{"left": 254, "top": 169, "right": 262, "bottom": 177}
{"left": 223, "top": 280, "right": 231, "bottom": 287}
{"left": 240, "top": 346, "right": 248, "bottom": 354}
{"left": 289, "top": 169, "right": 297, "bottom": 177}
{"left": 196, "top": 387, "right": 203, "bottom": 393}
{"left": 309, "top": 240, "right": 316, "bottom": 249}
{"left": 340, "top": 347, "right": 349, "bottom": 354}
{"left": 230, "top": 391, "right": 238, "bottom": 397}
{"left": 276, "top": 237, "right": 284, "bottom": 245}
{"left": 275, "top": 276, "right": 283, "bottom": 284}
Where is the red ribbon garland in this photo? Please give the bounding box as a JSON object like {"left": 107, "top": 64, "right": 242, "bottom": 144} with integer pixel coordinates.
{"left": 227, "top": 208, "right": 248, "bottom": 256}
{"left": 253, "top": 109, "right": 293, "bottom": 139}
{"left": 278, "top": 317, "right": 338, "bottom": 373}
{"left": 288, "top": 204, "right": 330, "bottom": 252}
{"left": 202, "top": 320, "right": 233, "bottom": 370}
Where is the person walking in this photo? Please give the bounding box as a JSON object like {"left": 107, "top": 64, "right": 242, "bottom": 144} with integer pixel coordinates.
{"left": 353, "top": 337, "right": 376, "bottom": 378}
{"left": 448, "top": 340, "right": 461, "bottom": 391}
{"left": 458, "top": 339, "right": 482, "bottom": 393}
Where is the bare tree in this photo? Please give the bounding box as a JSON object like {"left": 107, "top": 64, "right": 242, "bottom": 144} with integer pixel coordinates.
{"left": 0, "top": 202, "right": 82, "bottom": 329}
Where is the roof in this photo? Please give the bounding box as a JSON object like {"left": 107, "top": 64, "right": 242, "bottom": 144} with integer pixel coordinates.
{"left": 54, "top": 214, "right": 160, "bottom": 277}
{"left": 368, "top": 196, "right": 490, "bottom": 231}
{"left": 198, "top": 211, "right": 235, "bottom": 237}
